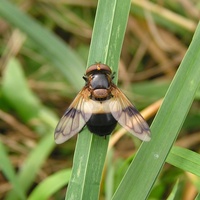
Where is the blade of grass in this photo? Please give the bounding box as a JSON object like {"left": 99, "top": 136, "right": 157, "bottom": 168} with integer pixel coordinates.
{"left": 112, "top": 22, "right": 200, "bottom": 199}
{"left": 1, "top": 58, "right": 41, "bottom": 123}
{"left": 0, "top": 0, "right": 85, "bottom": 90}
{"left": 1, "top": 58, "right": 57, "bottom": 200}
{"left": 28, "top": 169, "right": 71, "bottom": 200}
{"left": 65, "top": 0, "right": 131, "bottom": 199}
{"left": 5, "top": 134, "right": 55, "bottom": 200}
{"left": 167, "top": 146, "right": 200, "bottom": 177}
{"left": 0, "top": 143, "right": 26, "bottom": 200}
{"left": 166, "top": 180, "right": 179, "bottom": 200}
{"left": 105, "top": 149, "right": 114, "bottom": 200}
{"left": 195, "top": 193, "right": 200, "bottom": 200}
{"left": 131, "top": 0, "right": 197, "bottom": 33}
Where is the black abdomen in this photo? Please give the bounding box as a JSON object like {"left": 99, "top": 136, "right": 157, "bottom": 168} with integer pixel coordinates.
{"left": 86, "top": 113, "right": 117, "bottom": 136}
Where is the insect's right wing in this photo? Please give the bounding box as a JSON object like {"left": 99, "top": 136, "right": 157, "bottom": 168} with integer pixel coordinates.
{"left": 55, "top": 87, "right": 92, "bottom": 144}
{"left": 109, "top": 85, "right": 151, "bottom": 141}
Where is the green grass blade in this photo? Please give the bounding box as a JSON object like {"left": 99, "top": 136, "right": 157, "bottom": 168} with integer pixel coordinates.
{"left": 112, "top": 22, "right": 200, "bottom": 200}
{"left": 105, "top": 149, "right": 115, "bottom": 200}
{"left": 0, "top": 143, "right": 26, "bottom": 200}
{"left": 0, "top": 0, "right": 85, "bottom": 90}
{"left": 1, "top": 58, "right": 41, "bottom": 122}
{"left": 28, "top": 169, "right": 71, "bottom": 200}
{"left": 87, "top": 0, "right": 130, "bottom": 78}
{"left": 166, "top": 180, "right": 179, "bottom": 200}
{"left": 195, "top": 193, "right": 200, "bottom": 200}
{"left": 65, "top": 0, "right": 131, "bottom": 199}
{"left": 167, "top": 146, "right": 200, "bottom": 177}
{"left": 1, "top": 58, "right": 57, "bottom": 200}
{"left": 5, "top": 134, "right": 55, "bottom": 200}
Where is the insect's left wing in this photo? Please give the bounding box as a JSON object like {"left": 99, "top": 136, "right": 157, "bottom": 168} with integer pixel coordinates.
{"left": 109, "top": 85, "right": 151, "bottom": 141}
{"left": 55, "top": 87, "right": 92, "bottom": 144}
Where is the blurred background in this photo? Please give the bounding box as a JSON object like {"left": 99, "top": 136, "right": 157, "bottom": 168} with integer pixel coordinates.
{"left": 0, "top": 0, "right": 200, "bottom": 199}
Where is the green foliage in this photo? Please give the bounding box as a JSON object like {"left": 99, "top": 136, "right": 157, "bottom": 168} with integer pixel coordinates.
{"left": 65, "top": 0, "right": 131, "bottom": 199}
{"left": 0, "top": 0, "right": 200, "bottom": 200}
{"left": 112, "top": 21, "right": 200, "bottom": 200}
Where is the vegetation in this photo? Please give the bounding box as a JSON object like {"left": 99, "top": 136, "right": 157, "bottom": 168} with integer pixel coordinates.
{"left": 0, "top": 0, "right": 200, "bottom": 199}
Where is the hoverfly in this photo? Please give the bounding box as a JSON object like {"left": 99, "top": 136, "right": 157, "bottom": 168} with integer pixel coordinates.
{"left": 55, "top": 63, "right": 151, "bottom": 144}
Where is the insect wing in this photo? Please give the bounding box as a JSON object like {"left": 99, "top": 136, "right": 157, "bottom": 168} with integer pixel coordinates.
{"left": 110, "top": 86, "right": 151, "bottom": 141}
{"left": 55, "top": 88, "right": 92, "bottom": 144}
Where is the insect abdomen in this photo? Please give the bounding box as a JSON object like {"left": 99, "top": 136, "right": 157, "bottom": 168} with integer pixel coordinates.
{"left": 86, "top": 113, "right": 117, "bottom": 136}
